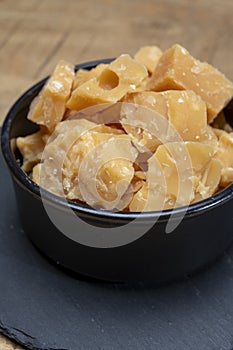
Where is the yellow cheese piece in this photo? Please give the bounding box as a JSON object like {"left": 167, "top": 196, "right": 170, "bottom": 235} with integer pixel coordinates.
{"left": 129, "top": 182, "right": 150, "bottom": 212}
{"left": 134, "top": 45, "right": 162, "bottom": 74}
{"left": 123, "top": 91, "right": 167, "bottom": 116}
{"left": 147, "top": 44, "right": 233, "bottom": 122}
{"left": 73, "top": 64, "right": 108, "bottom": 89}
{"left": 121, "top": 96, "right": 171, "bottom": 153}
{"left": 66, "top": 54, "right": 148, "bottom": 111}
{"left": 32, "top": 119, "right": 99, "bottom": 195}
{"left": 121, "top": 90, "right": 210, "bottom": 152}
{"left": 35, "top": 118, "right": 137, "bottom": 210}
{"left": 96, "top": 159, "right": 134, "bottom": 202}
{"left": 112, "top": 176, "right": 145, "bottom": 212}
{"left": 32, "top": 163, "right": 41, "bottom": 184}
{"left": 213, "top": 129, "right": 233, "bottom": 186}
{"left": 166, "top": 90, "right": 208, "bottom": 141}
{"left": 106, "top": 54, "right": 148, "bottom": 85}
{"left": 129, "top": 142, "right": 222, "bottom": 212}
{"left": 28, "top": 60, "right": 75, "bottom": 132}
{"left": 16, "top": 130, "right": 49, "bottom": 172}
{"left": 67, "top": 133, "right": 138, "bottom": 210}
{"left": 63, "top": 125, "right": 125, "bottom": 202}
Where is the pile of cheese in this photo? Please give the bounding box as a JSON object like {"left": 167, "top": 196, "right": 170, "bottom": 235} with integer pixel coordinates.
{"left": 17, "top": 44, "right": 233, "bottom": 212}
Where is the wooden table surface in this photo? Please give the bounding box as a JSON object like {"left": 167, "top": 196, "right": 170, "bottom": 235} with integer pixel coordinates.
{"left": 0, "top": 0, "right": 232, "bottom": 348}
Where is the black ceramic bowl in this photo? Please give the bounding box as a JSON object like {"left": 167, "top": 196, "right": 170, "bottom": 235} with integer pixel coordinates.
{"left": 1, "top": 59, "right": 233, "bottom": 283}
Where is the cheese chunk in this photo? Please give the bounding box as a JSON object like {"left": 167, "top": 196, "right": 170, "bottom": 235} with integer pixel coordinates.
{"left": 66, "top": 54, "right": 148, "bottom": 111}
{"left": 65, "top": 132, "right": 138, "bottom": 210}
{"left": 16, "top": 130, "right": 49, "bottom": 172}
{"left": 35, "top": 118, "right": 137, "bottom": 211}
{"left": 147, "top": 44, "right": 233, "bottom": 122}
{"left": 166, "top": 90, "right": 208, "bottom": 141}
{"left": 28, "top": 60, "right": 75, "bottom": 132}
{"left": 32, "top": 118, "right": 99, "bottom": 195}
{"left": 121, "top": 90, "right": 210, "bottom": 152}
{"left": 32, "top": 163, "right": 41, "bottom": 185}
{"left": 121, "top": 98, "right": 165, "bottom": 153}
{"left": 134, "top": 46, "right": 162, "bottom": 74}
{"left": 130, "top": 142, "right": 222, "bottom": 212}
{"left": 213, "top": 129, "right": 233, "bottom": 186}
{"left": 73, "top": 64, "right": 108, "bottom": 89}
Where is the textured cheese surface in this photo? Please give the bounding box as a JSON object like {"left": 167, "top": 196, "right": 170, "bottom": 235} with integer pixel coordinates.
{"left": 67, "top": 54, "right": 148, "bottom": 111}
{"left": 33, "top": 119, "right": 138, "bottom": 211}
{"left": 18, "top": 43, "right": 233, "bottom": 212}
{"left": 28, "top": 60, "right": 75, "bottom": 132}
{"left": 130, "top": 142, "right": 222, "bottom": 211}
{"left": 134, "top": 45, "right": 162, "bottom": 74}
{"left": 121, "top": 90, "right": 211, "bottom": 153}
{"left": 147, "top": 44, "right": 233, "bottom": 122}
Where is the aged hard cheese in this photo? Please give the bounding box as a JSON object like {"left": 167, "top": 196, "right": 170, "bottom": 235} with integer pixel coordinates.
{"left": 28, "top": 60, "right": 75, "bottom": 132}
{"left": 73, "top": 64, "right": 108, "bottom": 90}
{"left": 34, "top": 118, "right": 138, "bottom": 211}
{"left": 130, "top": 142, "right": 222, "bottom": 211}
{"left": 147, "top": 44, "right": 233, "bottom": 122}
{"left": 66, "top": 54, "right": 148, "bottom": 111}
{"left": 166, "top": 90, "right": 208, "bottom": 141}
{"left": 32, "top": 119, "right": 98, "bottom": 197}
{"left": 134, "top": 46, "right": 162, "bottom": 74}
{"left": 16, "top": 130, "right": 49, "bottom": 172}
{"left": 65, "top": 131, "right": 138, "bottom": 211}
{"left": 121, "top": 90, "right": 211, "bottom": 152}
{"left": 213, "top": 129, "right": 233, "bottom": 186}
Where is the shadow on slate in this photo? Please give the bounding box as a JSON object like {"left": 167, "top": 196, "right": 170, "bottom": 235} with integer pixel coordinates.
{"left": 2, "top": 149, "right": 233, "bottom": 350}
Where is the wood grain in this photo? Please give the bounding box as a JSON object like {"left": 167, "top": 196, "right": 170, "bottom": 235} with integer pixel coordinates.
{"left": 0, "top": 0, "right": 232, "bottom": 348}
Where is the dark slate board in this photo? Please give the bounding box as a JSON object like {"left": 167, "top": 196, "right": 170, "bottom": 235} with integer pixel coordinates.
{"left": 1, "top": 148, "right": 233, "bottom": 350}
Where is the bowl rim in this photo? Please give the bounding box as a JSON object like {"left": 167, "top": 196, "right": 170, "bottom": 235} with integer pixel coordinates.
{"left": 1, "top": 58, "right": 233, "bottom": 222}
